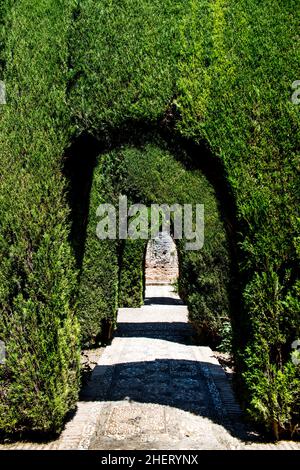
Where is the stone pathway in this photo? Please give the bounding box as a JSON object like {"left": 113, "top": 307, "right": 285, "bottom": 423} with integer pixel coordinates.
{"left": 87, "top": 285, "right": 249, "bottom": 450}
{"left": 83, "top": 286, "right": 300, "bottom": 450}
{"left": 1, "top": 285, "right": 299, "bottom": 450}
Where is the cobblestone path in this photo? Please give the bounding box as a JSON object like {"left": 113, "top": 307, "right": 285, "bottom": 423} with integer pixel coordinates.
{"left": 85, "top": 286, "right": 297, "bottom": 450}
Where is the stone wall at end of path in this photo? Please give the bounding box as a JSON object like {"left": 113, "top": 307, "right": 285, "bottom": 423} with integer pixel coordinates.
{"left": 145, "top": 232, "right": 178, "bottom": 285}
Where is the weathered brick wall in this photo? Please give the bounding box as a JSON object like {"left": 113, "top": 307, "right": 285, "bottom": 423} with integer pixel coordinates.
{"left": 145, "top": 232, "right": 178, "bottom": 284}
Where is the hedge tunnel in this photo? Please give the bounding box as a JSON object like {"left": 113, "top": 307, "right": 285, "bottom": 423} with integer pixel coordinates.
{"left": 77, "top": 136, "right": 234, "bottom": 348}
{"left": 0, "top": 0, "right": 299, "bottom": 440}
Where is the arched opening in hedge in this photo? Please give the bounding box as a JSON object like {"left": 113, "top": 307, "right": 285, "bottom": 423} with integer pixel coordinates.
{"left": 74, "top": 132, "right": 237, "bottom": 350}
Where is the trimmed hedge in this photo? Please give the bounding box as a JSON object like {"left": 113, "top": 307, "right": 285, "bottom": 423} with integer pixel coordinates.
{"left": 0, "top": 1, "right": 11, "bottom": 75}
{"left": 0, "top": 1, "right": 80, "bottom": 435}
{"left": 0, "top": 0, "right": 298, "bottom": 439}
{"left": 118, "top": 239, "right": 145, "bottom": 309}
{"left": 77, "top": 152, "right": 119, "bottom": 346}
{"left": 68, "top": 0, "right": 185, "bottom": 133}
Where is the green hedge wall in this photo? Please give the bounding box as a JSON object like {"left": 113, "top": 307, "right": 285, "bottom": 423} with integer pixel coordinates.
{"left": 0, "top": 1, "right": 80, "bottom": 435}
{"left": 78, "top": 153, "right": 119, "bottom": 346}
{"left": 69, "top": 0, "right": 185, "bottom": 133}
{"left": 176, "top": 0, "right": 300, "bottom": 438}
{"left": 0, "top": 0, "right": 298, "bottom": 438}
{"left": 118, "top": 239, "right": 145, "bottom": 309}
{"left": 0, "top": 1, "right": 11, "bottom": 75}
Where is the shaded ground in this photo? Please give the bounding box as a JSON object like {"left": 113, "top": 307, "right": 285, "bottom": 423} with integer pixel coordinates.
{"left": 81, "top": 347, "right": 104, "bottom": 387}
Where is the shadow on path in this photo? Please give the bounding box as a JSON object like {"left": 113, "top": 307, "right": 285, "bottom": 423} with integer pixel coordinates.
{"left": 81, "top": 357, "right": 259, "bottom": 444}
{"left": 144, "top": 296, "right": 184, "bottom": 306}
{"left": 115, "top": 321, "right": 195, "bottom": 345}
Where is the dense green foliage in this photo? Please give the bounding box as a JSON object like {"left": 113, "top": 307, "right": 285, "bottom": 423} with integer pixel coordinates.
{"left": 0, "top": 0, "right": 298, "bottom": 438}
{"left": 69, "top": 0, "right": 185, "bottom": 134}
{"left": 78, "top": 153, "right": 120, "bottom": 345}
{"left": 0, "top": 1, "right": 11, "bottom": 75}
{"left": 118, "top": 239, "right": 145, "bottom": 308}
{"left": 0, "top": 1, "right": 80, "bottom": 435}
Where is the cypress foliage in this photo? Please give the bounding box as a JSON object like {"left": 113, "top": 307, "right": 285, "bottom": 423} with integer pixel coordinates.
{"left": 77, "top": 153, "right": 119, "bottom": 346}
{"left": 177, "top": 0, "right": 300, "bottom": 437}
{"left": 0, "top": 0, "right": 80, "bottom": 434}
{"left": 118, "top": 239, "right": 145, "bottom": 309}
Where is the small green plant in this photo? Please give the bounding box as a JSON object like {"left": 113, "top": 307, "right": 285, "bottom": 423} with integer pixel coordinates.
{"left": 171, "top": 277, "right": 179, "bottom": 294}
{"left": 217, "top": 321, "right": 233, "bottom": 354}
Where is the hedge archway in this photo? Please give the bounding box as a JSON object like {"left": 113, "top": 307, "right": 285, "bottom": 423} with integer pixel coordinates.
{"left": 78, "top": 136, "right": 233, "bottom": 350}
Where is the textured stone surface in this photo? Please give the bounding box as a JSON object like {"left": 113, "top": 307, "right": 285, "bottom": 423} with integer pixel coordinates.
{"left": 145, "top": 232, "right": 178, "bottom": 284}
